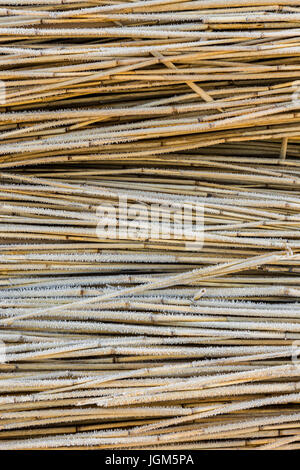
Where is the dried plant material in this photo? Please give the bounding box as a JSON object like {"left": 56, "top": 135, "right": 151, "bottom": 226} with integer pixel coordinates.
{"left": 1, "top": 0, "right": 300, "bottom": 451}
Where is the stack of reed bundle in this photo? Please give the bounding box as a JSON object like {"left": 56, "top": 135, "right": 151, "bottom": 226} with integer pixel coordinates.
{"left": 1, "top": 0, "right": 300, "bottom": 451}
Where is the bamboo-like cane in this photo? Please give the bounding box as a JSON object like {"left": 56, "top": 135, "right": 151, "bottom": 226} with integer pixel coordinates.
{"left": 1, "top": 0, "right": 300, "bottom": 451}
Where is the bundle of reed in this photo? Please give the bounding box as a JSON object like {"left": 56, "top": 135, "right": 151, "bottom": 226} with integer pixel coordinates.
{"left": 1, "top": 0, "right": 300, "bottom": 451}
{"left": 2, "top": 0, "right": 300, "bottom": 168}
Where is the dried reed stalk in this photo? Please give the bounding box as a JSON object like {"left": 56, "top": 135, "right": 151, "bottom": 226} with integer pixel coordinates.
{"left": 1, "top": 0, "right": 300, "bottom": 451}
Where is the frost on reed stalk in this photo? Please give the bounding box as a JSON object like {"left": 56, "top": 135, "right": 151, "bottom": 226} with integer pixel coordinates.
{"left": 2, "top": 0, "right": 300, "bottom": 451}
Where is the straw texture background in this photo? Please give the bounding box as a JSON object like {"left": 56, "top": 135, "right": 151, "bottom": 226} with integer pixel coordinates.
{"left": 1, "top": 0, "right": 300, "bottom": 450}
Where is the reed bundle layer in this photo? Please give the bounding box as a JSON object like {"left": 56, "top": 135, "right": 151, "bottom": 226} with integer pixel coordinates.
{"left": 1, "top": 0, "right": 300, "bottom": 451}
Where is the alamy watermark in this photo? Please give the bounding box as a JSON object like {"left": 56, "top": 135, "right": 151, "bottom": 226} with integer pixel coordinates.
{"left": 292, "top": 341, "right": 300, "bottom": 371}
{"left": 95, "top": 196, "right": 205, "bottom": 250}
